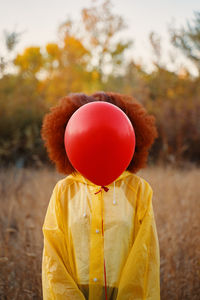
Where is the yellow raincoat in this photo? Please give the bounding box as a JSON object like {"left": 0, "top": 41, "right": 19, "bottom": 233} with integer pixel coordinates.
{"left": 42, "top": 170, "right": 160, "bottom": 300}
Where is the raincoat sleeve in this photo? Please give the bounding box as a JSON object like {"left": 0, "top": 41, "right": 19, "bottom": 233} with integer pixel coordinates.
{"left": 42, "top": 183, "right": 85, "bottom": 300}
{"left": 117, "top": 179, "right": 160, "bottom": 300}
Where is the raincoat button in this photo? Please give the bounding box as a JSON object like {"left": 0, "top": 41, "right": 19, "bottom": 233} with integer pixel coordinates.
{"left": 113, "top": 200, "right": 117, "bottom": 205}
{"left": 83, "top": 213, "right": 87, "bottom": 217}
{"left": 93, "top": 277, "right": 98, "bottom": 282}
{"left": 96, "top": 229, "right": 100, "bottom": 233}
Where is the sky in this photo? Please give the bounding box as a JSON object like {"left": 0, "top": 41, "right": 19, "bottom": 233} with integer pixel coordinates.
{"left": 0, "top": 0, "right": 199, "bottom": 75}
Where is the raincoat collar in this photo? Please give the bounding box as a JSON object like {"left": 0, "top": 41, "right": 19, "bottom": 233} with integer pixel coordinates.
{"left": 69, "top": 170, "right": 132, "bottom": 187}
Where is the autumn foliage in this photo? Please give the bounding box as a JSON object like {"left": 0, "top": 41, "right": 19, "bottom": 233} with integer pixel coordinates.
{"left": 0, "top": 1, "right": 200, "bottom": 168}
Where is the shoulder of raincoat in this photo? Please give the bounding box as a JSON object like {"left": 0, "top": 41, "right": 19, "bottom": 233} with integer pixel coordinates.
{"left": 42, "top": 170, "right": 160, "bottom": 300}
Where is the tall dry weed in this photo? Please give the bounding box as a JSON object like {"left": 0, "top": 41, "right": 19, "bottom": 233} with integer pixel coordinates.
{"left": 139, "top": 166, "right": 200, "bottom": 300}
{"left": 0, "top": 166, "right": 199, "bottom": 299}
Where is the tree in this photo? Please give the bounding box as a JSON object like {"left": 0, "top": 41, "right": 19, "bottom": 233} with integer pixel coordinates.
{"left": 14, "top": 47, "right": 44, "bottom": 77}
{"left": 0, "top": 30, "right": 22, "bottom": 76}
{"left": 81, "top": 0, "right": 133, "bottom": 83}
{"left": 170, "top": 11, "right": 200, "bottom": 76}
{"left": 41, "top": 34, "right": 92, "bottom": 103}
{"left": 149, "top": 31, "right": 163, "bottom": 69}
{"left": 41, "top": 0, "right": 133, "bottom": 102}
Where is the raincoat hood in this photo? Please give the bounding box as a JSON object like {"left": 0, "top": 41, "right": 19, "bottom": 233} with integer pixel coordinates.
{"left": 68, "top": 170, "right": 132, "bottom": 187}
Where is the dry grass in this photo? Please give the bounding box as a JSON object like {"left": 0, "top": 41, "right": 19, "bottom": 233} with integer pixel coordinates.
{"left": 0, "top": 166, "right": 199, "bottom": 299}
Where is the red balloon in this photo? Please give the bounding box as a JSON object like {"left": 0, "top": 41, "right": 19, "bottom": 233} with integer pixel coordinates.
{"left": 64, "top": 101, "right": 135, "bottom": 186}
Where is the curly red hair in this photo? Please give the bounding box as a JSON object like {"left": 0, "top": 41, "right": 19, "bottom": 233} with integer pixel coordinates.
{"left": 41, "top": 91, "right": 158, "bottom": 174}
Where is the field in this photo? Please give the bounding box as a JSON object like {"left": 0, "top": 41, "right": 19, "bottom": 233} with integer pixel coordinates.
{"left": 0, "top": 166, "right": 199, "bottom": 299}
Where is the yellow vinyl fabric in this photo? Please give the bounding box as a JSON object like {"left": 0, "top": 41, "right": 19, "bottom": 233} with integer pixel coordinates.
{"left": 42, "top": 170, "right": 160, "bottom": 300}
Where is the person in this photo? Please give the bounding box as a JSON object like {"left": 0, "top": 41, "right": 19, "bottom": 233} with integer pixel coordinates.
{"left": 41, "top": 91, "right": 160, "bottom": 300}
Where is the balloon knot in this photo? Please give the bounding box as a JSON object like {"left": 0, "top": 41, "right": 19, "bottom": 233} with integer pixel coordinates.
{"left": 95, "top": 186, "right": 109, "bottom": 194}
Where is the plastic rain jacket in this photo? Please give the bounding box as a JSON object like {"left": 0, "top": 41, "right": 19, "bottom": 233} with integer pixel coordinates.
{"left": 42, "top": 170, "right": 160, "bottom": 300}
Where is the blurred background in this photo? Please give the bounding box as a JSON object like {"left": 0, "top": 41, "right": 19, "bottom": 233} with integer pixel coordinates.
{"left": 0, "top": 0, "right": 199, "bottom": 299}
